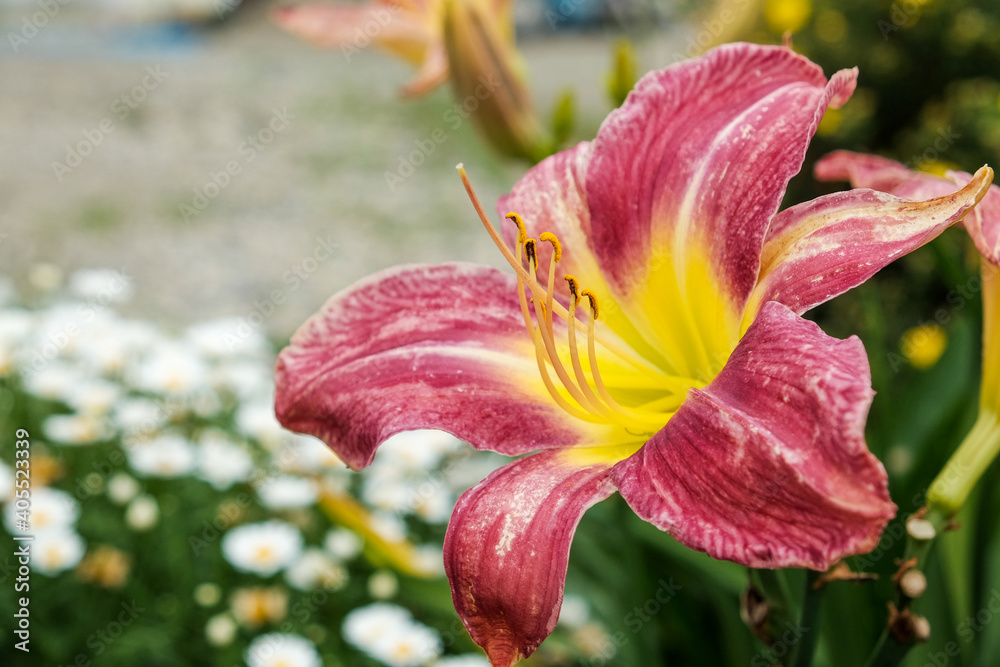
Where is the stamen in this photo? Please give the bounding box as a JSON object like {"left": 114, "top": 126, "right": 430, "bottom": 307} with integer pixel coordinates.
{"left": 506, "top": 212, "right": 527, "bottom": 245}
{"left": 539, "top": 233, "right": 561, "bottom": 320}
{"left": 580, "top": 290, "right": 665, "bottom": 427}
{"left": 457, "top": 166, "right": 660, "bottom": 377}
{"left": 539, "top": 232, "right": 562, "bottom": 262}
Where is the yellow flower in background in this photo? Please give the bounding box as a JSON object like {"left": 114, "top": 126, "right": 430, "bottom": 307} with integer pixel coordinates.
{"left": 230, "top": 587, "right": 289, "bottom": 629}
{"left": 901, "top": 324, "right": 948, "bottom": 370}
{"left": 764, "top": 0, "right": 812, "bottom": 34}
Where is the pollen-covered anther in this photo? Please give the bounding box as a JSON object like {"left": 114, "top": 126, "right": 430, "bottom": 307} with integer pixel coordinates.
{"left": 564, "top": 275, "right": 579, "bottom": 298}
{"left": 524, "top": 238, "right": 538, "bottom": 270}
{"left": 539, "top": 232, "right": 562, "bottom": 262}
{"left": 580, "top": 289, "right": 599, "bottom": 319}
{"left": 505, "top": 212, "right": 527, "bottom": 244}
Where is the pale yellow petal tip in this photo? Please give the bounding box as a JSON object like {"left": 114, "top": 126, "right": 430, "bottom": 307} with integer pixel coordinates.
{"left": 971, "top": 165, "right": 995, "bottom": 200}
{"left": 901, "top": 324, "right": 947, "bottom": 370}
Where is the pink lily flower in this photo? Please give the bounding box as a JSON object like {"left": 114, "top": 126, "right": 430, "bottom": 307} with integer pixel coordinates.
{"left": 815, "top": 151, "right": 1000, "bottom": 514}
{"left": 276, "top": 43, "right": 993, "bottom": 665}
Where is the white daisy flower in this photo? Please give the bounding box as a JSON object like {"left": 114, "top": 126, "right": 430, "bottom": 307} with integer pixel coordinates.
{"left": 368, "top": 570, "right": 399, "bottom": 600}
{"left": 198, "top": 432, "right": 255, "bottom": 490}
{"left": 245, "top": 633, "right": 321, "bottom": 667}
{"left": 362, "top": 469, "right": 416, "bottom": 515}
{"left": 221, "top": 520, "right": 303, "bottom": 576}
{"left": 0, "top": 461, "right": 12, "bottom": 503}
{"left": 558, "top": 594, "right": 590, "bottom": 629}
{"left": 126, "top": 433, "right": 197, "bottom": 478}
{"left": 274, "top": 434, "right": 344, "bottom": 475}
{"left": 411, "top": 483, "right": 453, "bottom": 524}
{"left": 130, "top": 342, "right": 208, "bottom": 396}
{"left": 285, "top": 547, "right": 346, "bottom": 591}
{"left": 125, "top": 495, "right": 159, "bottom": 531}
{"left": 22, "top": 361, "right": 85, "bottom": 402}
{"left": 107, "top": 473, "right": 140, "bottom": 505}
{"left": 235, "top": 399, "right": 285, "bottom": 449}
{"left": 68, "top": 268, "right": 133, "bottom": 304}
{"left": 205, "top": 613, "right": 237, "bottom": 647}
{"left": 369, "top": 513, "right": 407, "bottom": 543}
{"left": 370, "top": 620, "right": 442, "bottom": 667}
{"left": 378, "top": 430, "right": 461, "bottom": 472}
{"left": 112, "top": 397, "right": 168, "bottom": 437}
{"left": 324, "top": 528, "right": 363, "bottom": 562}
{"left": 43, "top": 413, "right": 112, "bottom": 445}
{"left": 186, "top": 318, "right": 268, "bottom": 359}
{"left": 211, "top": 359, "right": 272, "bottom": 400}
{"left": 256, "top": 475, "right": 318, "bottom": 510}
{"left": 65, "top": 379, "right": 121, "bottom": 416}
{"left": 3, "top": 487, "right": 79, "bottom": 535}
{"left": 343, "top": 604, "right": 414, "bottom": 651}
{"left": 31, "top": 529, "right": 86, "bottom": 575}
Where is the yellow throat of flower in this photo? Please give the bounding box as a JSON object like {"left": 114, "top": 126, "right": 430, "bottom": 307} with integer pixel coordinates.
{"left": 459, "top": 166, "right": 704, "bottom": 442}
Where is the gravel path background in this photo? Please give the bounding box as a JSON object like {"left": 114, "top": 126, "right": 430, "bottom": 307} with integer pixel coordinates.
{"left": 0, "top": 1, "right": 686, "bottom": 340}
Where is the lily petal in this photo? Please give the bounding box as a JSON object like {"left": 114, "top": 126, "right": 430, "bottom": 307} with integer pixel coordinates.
{"left": 745, "top": 166, "right": 993, "bottom": 325}
{"left": 816, "top": 150, "right": 1000, "bottom": 266}
{"left": 612, "top": 301, "right": 896, "bottom": 570}
{"left": 272, "top": 3, "right": 431, "bottom": 61}
{"left": 582, "top": 43, "right": 856, "bottom": 376}
{"left": 444, "top": 448, "right": 617, "bottom": 666}
{"left": 274, "top": 263, "right": 607, "bottom": 469}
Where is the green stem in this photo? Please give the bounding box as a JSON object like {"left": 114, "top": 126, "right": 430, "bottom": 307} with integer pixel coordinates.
{"left": 926, "top": 411, "right": 1000, "bottom": 514}
{"left": 864, "top": 631, "right": 912, "bottom": 667}
{"left": 790, "top": 571, "right": 824, "bottom": 667}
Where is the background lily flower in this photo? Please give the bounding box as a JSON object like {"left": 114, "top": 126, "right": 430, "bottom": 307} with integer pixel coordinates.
{"left": 273, "top": 0, "right": 549, "bottom": 160}
{"left": 272, "top": 0, "right": 450, "bottom": 98}
{"left": 272, "top": 0, "right": 511, "bottom": 100}
{"left": 275, "top": 43, "right": 993, "bottom": 665}
{"left": 815, "top": 151, "right": 1000, "bottom": 515}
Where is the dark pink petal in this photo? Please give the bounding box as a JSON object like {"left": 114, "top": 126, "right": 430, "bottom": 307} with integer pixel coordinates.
{"left": 612, "top": 301, "right": 896, "bottom": 570}
{"left": 445, "top": 449, "right": 615, "bottom": 666}
{"left": 274, "top": 263, "right": 603, "bottom": 469}
{"left": 584, "top": 43, "right": 856, "bottom": 310}
{"left": 746, "top": 166, "right": 993, "bottom": 321}
{"left": 816, "top": 150, "right": 1000, "bottom": 266}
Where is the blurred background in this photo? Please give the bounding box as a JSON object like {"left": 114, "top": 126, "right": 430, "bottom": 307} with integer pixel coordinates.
{"left": 1, "top": 0, "right": 1000, "bottom": 665}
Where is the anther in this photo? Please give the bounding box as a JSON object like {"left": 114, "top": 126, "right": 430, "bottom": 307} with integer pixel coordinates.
{"left": 565, "top": 275, "right": 579, "bottom": 298}
{"left": 506, "top": 212, "right": 527, "bottom": 244}
{"left": 581, "top": 289, "right": 599, "bottom": 319}
{"left": 524, "top": 239, "right": 538, "bottom": 270}
{"left": 539, "top": 232, "right": 562, "bottom": 262}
